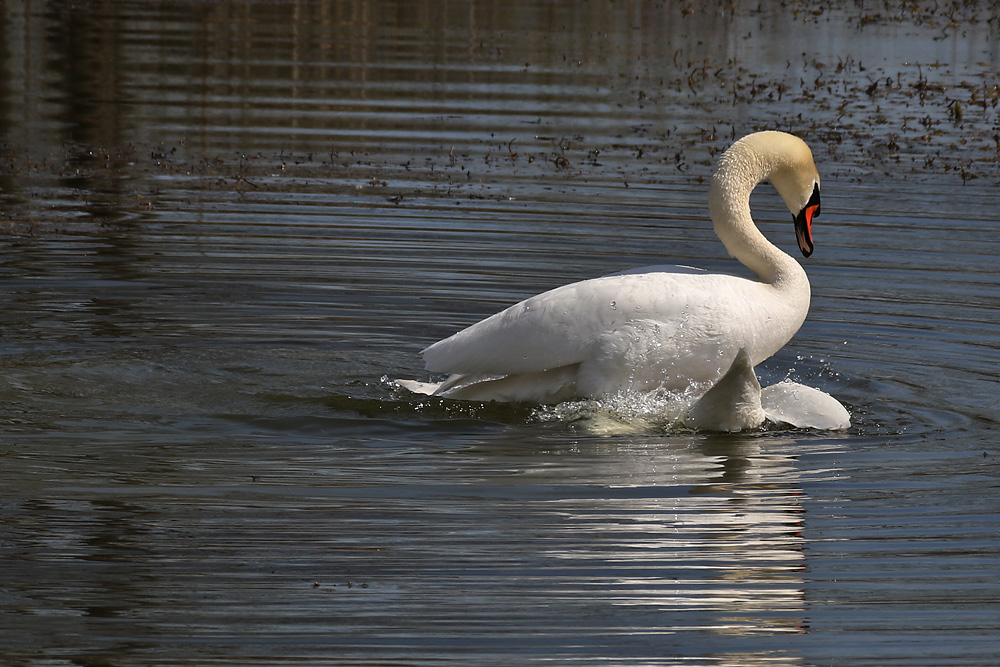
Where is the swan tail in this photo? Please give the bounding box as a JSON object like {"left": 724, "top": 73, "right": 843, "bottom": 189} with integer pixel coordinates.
{"left": 398, "top": 365, "right": 580, "bottom": 403}
{"left": 395, "top": 371, "right": 489, "bottom": 396}
{"left": 395, "top": 379, "right": 442, "bottom": 395}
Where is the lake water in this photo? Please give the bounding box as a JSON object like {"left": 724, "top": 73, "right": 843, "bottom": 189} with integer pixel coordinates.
{"left": 1, "top": 1, "right": 999, "bottom": 665}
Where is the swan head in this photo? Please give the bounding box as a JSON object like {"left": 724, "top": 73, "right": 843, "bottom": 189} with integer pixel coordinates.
{"left": 709, "top": 131, "right": 823, "bottom": 281}
{"left": 765, "top": 134, "right": 821, "bottom": 258}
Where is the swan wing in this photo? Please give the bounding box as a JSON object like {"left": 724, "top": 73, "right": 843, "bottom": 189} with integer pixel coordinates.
{"left": 423, "top": 265, "right": 796, "bottom": 385}
{"left": 683, "top": 349, "right": 766, "bottom": 432}
{"left": 421, "top": 267, "right": 704, "bottom": 376}
{"left": 760, "top": 380, "right": 851, "bottom": 430}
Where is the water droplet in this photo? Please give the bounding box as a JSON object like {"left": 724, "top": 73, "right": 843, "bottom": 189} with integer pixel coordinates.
{"left": 610, "top": 301, "right": 617, "bottom": 310}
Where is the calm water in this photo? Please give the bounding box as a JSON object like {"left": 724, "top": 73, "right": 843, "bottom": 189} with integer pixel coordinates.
{"left": 1, "top": 1, "right": 999, "bottom": 665}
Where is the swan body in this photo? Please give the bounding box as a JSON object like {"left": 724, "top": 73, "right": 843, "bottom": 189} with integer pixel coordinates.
{"left": 684, "top": 349, "right": 850, "bottom": 432}
{"left": 400, "top": 131, "right": 823, "bottom": 404}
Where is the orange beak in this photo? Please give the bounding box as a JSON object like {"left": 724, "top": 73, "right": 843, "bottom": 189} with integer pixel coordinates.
{"left": 794, "top": 183, "right": 820, "bottom": 257}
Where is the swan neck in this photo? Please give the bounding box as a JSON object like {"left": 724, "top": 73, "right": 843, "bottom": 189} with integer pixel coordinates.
{"left": 708, "top": 145, "right": 799, "bottom": 285}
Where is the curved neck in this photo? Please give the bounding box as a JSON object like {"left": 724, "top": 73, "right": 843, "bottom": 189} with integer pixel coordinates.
{"left": 707, "top": 143, "right": 804, "bottom": 287}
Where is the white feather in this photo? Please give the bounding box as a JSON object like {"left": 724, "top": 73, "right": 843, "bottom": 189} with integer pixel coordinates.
{"left": 400, "top": 131, "right": 822, "bottom": 404}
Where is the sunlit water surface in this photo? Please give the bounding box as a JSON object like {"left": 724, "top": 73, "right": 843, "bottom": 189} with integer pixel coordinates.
{"left": 1, "top": 2, "right": 999, "bottom": 665}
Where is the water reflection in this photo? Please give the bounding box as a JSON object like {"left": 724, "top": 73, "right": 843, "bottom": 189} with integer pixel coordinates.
{"left": 5, "top": 0, "right": 999, "bottom": 175}
{"left": 492, "top": 435, "right": 812, "bottom": 637}
{"left": 1, "top": 428, "right": 816, "bottom": 662}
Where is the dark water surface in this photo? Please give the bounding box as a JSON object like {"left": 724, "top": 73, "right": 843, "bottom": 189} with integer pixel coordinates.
{"left": 2, "top": 1, "right": 999, "bottom": 665}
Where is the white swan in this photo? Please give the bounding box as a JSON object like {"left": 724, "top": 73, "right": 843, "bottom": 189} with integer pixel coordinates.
{"left": 399, "top": 131, "right": 822, "bottom": 403}
{"left": 684, "top": 349, "right": 850, "bottom": 432}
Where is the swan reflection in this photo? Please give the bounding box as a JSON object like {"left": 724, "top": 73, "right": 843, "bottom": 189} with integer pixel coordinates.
{"left": 513, "top": 434, "right": 817, "bottom": 639}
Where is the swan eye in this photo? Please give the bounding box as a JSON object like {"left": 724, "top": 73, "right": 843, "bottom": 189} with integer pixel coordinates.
{"left": 806, "top": 182, "right": 821, "bottom": 218}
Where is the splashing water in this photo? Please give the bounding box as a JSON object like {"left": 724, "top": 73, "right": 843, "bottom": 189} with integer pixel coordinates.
{"left": 533, "top": 384, "right": 709, "bottom": 435}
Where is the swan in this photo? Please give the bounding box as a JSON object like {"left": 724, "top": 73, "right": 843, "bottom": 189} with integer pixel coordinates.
{"left": 398, "top": 131, "right": 822, "bottom": 403}
{"left": 684, "top": 349, "right": 850, "bottom": 432}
